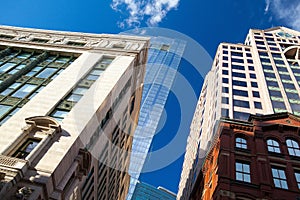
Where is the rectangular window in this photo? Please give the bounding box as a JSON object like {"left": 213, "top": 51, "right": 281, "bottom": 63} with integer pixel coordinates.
{"left": 232, "top": 58, "right": 244, "bottom": 63}
{"left": 221, "top": 108, "right": 229, "bottom": 117}
{"left": 222, "top": 97, "right": 229, "bottom": 104}
{"left": 232, "top": 80, "right": 247, "bottom": 87}
{"left": 222, "top": 70, "right": 228, "bottom": 75}
{"left": 271, "top": 168, "right": 288, "bottom": 189}
{"left": 222, "top": 87, "right": 229, "bottom": 93}
{"left": 233, "top": 89, "right": 248, "bottom": 97}
{"left": 236, "top": 161, "right": 251, "bottom": 183}
{"left": 295, "top": 172, "right": 300, "bottom": 189}
{"left": 250, "top": 73, "right": 256, "bottom": 79}
{"left": 12, "top": 84, "right": 37, "bottom": 98}
{"left": 252, "top": 91, "right": 260, "bottom": 98}
{"left": 248, "top": 66, "right": 255, "bottom": 71}
{"left": 232, "top": 72, "right": 246, "bottom": 78}
{"left": 232, "top": 64, "right": 245, "bottom": 70}
{"left": 234, "top": 99, "right": 250, "bottom": 108}
{"left": 12, "top": 138, "right": 41, "bottom": 159}
{"left": 233, "top": 111, "right": 249, "bottom": 121}
{"left": 222, "top": 78, "right": 229, "bottom": 83}
{"left": 254, "top": 102, "right": 262, "bottom": 109}
{"left": 251, "top": 82, "right": 258, "bottom": 88}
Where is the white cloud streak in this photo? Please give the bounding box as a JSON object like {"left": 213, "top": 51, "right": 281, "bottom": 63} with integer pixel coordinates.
{"left": 111, "top": 0, "right": 180, "bottom": 27}
{"left": 265, "top": 0, "right": 300, "bottom": 30}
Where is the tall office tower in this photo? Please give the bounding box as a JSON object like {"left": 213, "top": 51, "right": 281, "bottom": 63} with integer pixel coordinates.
{"left": 0, "top": 26, "right": 149, "bottom": 200}
{"left": 132, "top": 181, "right": 176, "bottom": 200}
{"left": 127, "top": 37, "right": 186, "bottom": 199}
{"left": 178, "top": 26, "right": 300, "bottom": 199}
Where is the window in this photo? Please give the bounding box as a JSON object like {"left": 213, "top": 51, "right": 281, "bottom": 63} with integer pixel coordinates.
{"left": 12, "top": 138, "right": 41, "bottom": 159}
{"left": 232, "top": 64, "right": 245, "bottom": 70}
{"left": 221, "top": 108, "right": 229, "bottom": 117}
{"left": 254, "top": 102, "right": 262, "bottom": 109}
{"left": 295, "top": 172, "right": 300, "bottom": 189}
{"left": 12, "top": 84, "right": 37, "bottom": 98}
{"left": 267, "top": 139, "right": 281, "bottom": 153}
{"left": 232, "top": 80, "right": 247, "bottom": 87}
{"left": 235, "top": 161, "right": 251, "bottom": 182}
{"left": 233, "top": 111, "right": 249, "bottom": 121}
{"left": 251, "top": 82, "right": 258, "bottom": 88}
{"left": 222, "top": 87, "right": 229, "bottom": 93}
{"left": 233, "top": 89, "right": 248, "bottom": 97}
{"left": 232, "top": 72, "right": 246, "bottom": 78}
{"left": 286, "top": 139, "right": 300, "bottom": 157}
{"left": 222, "top": 78, "right": 229, "bottom": 83}
{"left": 271, "top": 168, "right": 288, "bottom": 189}
{"left": 222, "top": 97, "right": 229, "bottom": 104}
{"left": 236, "top": 137, "right": 247, "bottom": 149}
{"left": 250, "top": 73, "right": 256, "bottom": 79}
{"left": 252, "top": 91, "right": 260, "bottom": 98}
{"left": 233, "top": 99, "right": 250, "bottom": 108}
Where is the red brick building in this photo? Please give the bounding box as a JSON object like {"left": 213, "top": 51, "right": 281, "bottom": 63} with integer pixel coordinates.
{"left": 190, "top": 113, "right": 300, "bottom": 200}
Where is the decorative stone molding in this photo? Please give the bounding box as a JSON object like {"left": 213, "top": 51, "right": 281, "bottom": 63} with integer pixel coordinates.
{"left": 219, "top": 190, "right": 236, "bottom": 199}
{"left": 75, "top": 148, "right": 91, "bottom": 181}
{"left": 0, "top": 25, "right": 149, "bottom": 53}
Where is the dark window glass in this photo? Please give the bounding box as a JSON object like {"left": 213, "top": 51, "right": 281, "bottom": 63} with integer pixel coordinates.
{"left": 222, "top": 97, "right": 229, "bottom": 104}
{"left": 232, "top": 80, "right": 247, "bottom": 87}
{"left": 248, "top": 66, "right": 254, "bottom": 71}
{"left": 232, "top": 58, "right": 244, "bottom": 63}
{"left": 234, "top": 99, "right": 250, "bottom": 108}
{"left": 233, "top": 89, "right": 248, "bottom": 97}
{"left": 223, "top": 62, "right": 228, "bottom": 67}
{"left": 222, "top": 87, "right": 229, "bottom": 93}
{"left": 233, "top": 111, "right": 249, "bottom": 120}
{"left": 231, "top": 52, "right": 243, "bottom": 57}
{"left": 232, "top": 64, "right": 245, "bottom": 70}
{"left": 269, "top": 90, "right": 282, "bottom": 97}
{"left": 251, "top": 82, "right": 258, "bottom": 88}
{"left": 253, "top": 91, "right": 260, "bottom": 98}
{"left": 222, "top": 78, "right": 229, "bottom": 83}
{"left": 250, "top": 74, "right": 256, "bottom": 79}
{"left": 254, "top": 102, "right": 262, "bottom": 109}
{"left": 232, "top": 72, "right": 246, "bottom": 78}
{"left": 222, "top": 70, "right": 228, "bottom": 75}
{"left": 12, "top": 138, "right": 40, "bottom": 159}
{"left": 221, "top": 108, "right": 229, "bottom": 117}
{"left": 267, "top": 81, "right": 279, "bottom": 87}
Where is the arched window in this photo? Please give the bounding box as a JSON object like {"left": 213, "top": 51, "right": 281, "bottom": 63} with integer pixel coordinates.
{"left": 267, "top": 139, "right": 281, "bottom": 153}
{"left": 236, "top": 137, "right": 247, "bottom": 149}
{"left": 286, "top": 139, "right": 300, "bottom": 157}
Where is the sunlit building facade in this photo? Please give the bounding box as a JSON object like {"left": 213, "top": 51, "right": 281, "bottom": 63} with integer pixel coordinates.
{"left": 178, "top": 27, "right": 300, "bottom": 199}
{"left": 0, "top": 26, "right": 149, "bottom": 199}
{"left": 127, "top": 37, "right": 186, "bottom": 199}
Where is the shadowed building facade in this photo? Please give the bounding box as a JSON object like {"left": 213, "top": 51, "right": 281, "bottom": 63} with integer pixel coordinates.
{"left": 178, "top": 27, "right": 300, "bottom": 199}
{"left": 0, "top": 26, "right": 149, "bottom": 200}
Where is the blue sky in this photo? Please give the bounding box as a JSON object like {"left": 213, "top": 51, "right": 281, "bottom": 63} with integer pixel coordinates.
{"left": 1, "top": 0, "right": 299, "bottom": 194}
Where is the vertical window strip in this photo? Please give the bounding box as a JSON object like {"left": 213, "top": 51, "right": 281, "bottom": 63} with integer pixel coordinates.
{"left": 50, "top": 57, "right": 115, "bottom": 122}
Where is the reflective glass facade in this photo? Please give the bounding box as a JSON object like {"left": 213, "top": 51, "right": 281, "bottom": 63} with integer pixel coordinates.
{"left": 132, "top": 182, "right": 176, "bottom": 200}
{"left": 127, "top": 37, "right": 186, "bottom": 199}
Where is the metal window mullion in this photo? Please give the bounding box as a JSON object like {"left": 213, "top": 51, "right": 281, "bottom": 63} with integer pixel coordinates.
{"left": 0, "top": 47, "right": 12, "bottom": 60}
{"left": 0, "top": 51, "right": 48, "bottom": 93}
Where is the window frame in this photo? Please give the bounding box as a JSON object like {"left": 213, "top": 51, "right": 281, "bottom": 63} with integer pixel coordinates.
{"left": 235, "top": 161, "right": 251, "bottom": 183}
{"left": 267, "top": 139, "right": 281, "bottom": 153}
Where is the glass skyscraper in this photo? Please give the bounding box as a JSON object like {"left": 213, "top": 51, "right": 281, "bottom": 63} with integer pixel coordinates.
{"left": 178, "top": 26, "right": 300, "bottom": 199}
{"left": 127, "top": 36, "right": 186, "bottom": 199}
{"left": 132, "top": 181, "right": 176, "bottom": 200}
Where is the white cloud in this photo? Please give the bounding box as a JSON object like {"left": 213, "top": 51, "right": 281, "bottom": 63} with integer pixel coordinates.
{"left": 265, "top": 0, "right": 300, "bottom": 30}
{"left": 111, "top": 0, "right": 180, "bottom": 27}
